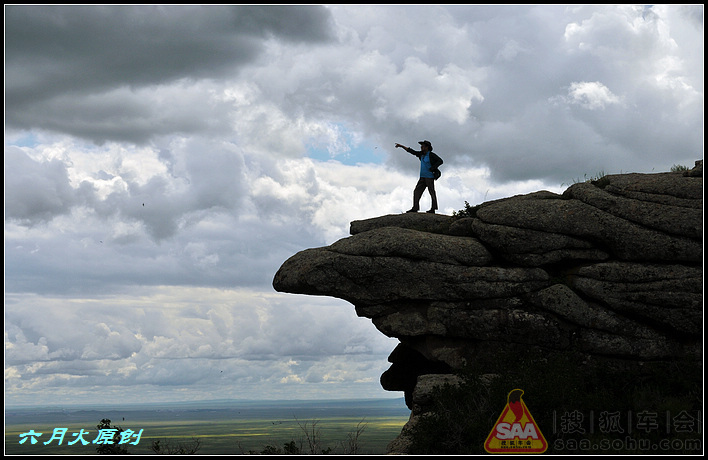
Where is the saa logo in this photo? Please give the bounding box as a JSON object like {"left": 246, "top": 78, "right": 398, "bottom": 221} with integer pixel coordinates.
{"left": 484, "top": 389, "right": 547, "bottom": 454}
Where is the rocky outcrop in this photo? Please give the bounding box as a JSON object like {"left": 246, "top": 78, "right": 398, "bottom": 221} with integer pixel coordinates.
{"left": 272, "top": 161, "right": 703, "bottom": 453}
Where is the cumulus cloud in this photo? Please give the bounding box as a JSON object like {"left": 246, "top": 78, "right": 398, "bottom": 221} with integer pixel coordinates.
{"left": 374, "top": 58, "right": 484, "bottom": 124}
{"left": 564, "top": 81, "right": 622, "bottom": 110}
{"left": 4, "top": 146, "right": 79, "bottom": 224}
{"left": 4, "top": 289, "right": 396, "bottom": 404}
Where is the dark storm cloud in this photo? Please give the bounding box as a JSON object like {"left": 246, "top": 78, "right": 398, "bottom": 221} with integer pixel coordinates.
{"left": 4, "top": 146, "right": 83, "bottom": 224}
{"left": 5, "top": 5, "right": 335, "bottom": 141}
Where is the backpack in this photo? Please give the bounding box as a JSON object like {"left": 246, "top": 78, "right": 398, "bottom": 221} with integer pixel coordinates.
{"left": 429, "top": 152, "right": 443, "bottom": 180}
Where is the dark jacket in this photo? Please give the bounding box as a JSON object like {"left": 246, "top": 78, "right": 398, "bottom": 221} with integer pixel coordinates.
{"left": 405, "top": 147, "right": 443, "bottom": 179}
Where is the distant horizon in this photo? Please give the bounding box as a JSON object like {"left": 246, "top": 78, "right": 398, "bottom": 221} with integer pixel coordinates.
{"left": 5, "top": 395, "right": 407, "bottom": 411}
{"left": 6, "top": 396, "right": 410, "bottom": 456}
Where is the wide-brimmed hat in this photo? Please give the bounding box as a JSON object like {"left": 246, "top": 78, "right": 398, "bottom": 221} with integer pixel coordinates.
{"left": 418, "top": 140, "right": 433, "bottom": 150}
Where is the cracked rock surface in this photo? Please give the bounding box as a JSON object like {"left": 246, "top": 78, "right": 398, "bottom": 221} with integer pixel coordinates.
{"left": 273, "top": 162, "right": 702, "bottom": 452}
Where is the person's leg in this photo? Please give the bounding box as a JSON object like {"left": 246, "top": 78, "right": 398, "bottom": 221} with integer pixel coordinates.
{"left": 408, "top": 178, "right": 426, "bottom": 212}
{"left": 425, "top": 178, "right": 438, "bottom": 212}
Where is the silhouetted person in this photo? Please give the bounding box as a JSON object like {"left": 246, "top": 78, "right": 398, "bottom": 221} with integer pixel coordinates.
{"left": 395, "top": 140, "right": 442, "bottom": 214}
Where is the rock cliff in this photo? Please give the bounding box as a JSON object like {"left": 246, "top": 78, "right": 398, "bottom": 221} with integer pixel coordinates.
{"left": 272, "top": 161, "right": 702, "bottom": 453}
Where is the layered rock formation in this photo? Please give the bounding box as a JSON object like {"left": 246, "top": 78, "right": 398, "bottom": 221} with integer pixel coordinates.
{"left": 272, "top": 161, "right": 702, "bottom": 453}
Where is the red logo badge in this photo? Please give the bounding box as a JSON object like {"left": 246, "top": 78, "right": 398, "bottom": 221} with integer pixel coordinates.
{"left": 484, "top": 389, "right": 547, "bottom": 454}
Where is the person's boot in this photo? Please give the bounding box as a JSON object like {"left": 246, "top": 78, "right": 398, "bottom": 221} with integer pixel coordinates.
{"left": 426, "top": 209, "right": 435, "bottom": 214}
{"left": 406, "top": 208, "right": 418, "bottom": 213}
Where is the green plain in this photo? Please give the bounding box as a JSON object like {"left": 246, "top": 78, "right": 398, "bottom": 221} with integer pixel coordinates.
{"left": 5, "top": 399, "right": 410, "bottom": 455}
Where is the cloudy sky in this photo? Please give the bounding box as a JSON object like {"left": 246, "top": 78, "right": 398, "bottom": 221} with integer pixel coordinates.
{"left": 4, "top": 5, "right": 703, "bottom": 407}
